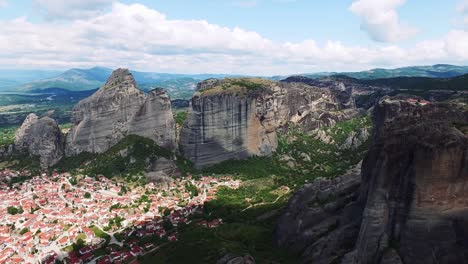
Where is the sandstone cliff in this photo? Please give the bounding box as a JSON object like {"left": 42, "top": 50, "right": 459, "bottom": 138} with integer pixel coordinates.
{"left": 276, "top": 96, "right": 468, "bottom": 264}
{"left": 66, "top": 69, "right": 176, "bottom": 155}
{"left": 180, "top": 77, "right": 361, "bottom": 168}
{"left": 15, "top": 113, "right": 65, "bottom": 168}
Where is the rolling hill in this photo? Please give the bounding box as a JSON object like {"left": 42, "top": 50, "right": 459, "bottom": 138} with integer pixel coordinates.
{"left": 301, "top": 64, "right": 468, "bottom": 80}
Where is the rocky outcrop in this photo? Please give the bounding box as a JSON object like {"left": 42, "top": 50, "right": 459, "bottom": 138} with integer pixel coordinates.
{"left": 146, "top": 156, "right": 181, "bottom": 187}
{"left": 180, "top": 78, "right": 287, "bottom": 168}
{"left": 275, "top": 164, "right": 363, "bottom": 264}
{"left": 217, "top": 253, "right": 256, "bottom": 264}
{"left": 129, "top": 88, "right": 176, "bottom": 150}
{"left": 348, "top": 96, "right": 468, "bottom": 264}
{"left": 66, "top": 69, "right": 176, "bottom": 155}
{"left": 180, "top": 78, "right": 361, "bottom": 168}
{"left": 276, "top": 96, "right": 468, "bottom": 264}
{"left": 279, "top": 80, "right": 361, "bottom": 132}
{"left": 15, "top": 113, "right": 65, "bottom": 168}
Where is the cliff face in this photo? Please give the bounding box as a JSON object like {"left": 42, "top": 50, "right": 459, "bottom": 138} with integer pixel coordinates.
{"left": 279, "top": 81, "right": 361, "bottom": 132}
{"left": 66, "top": 69, "right": 176, "bottom": 155}
{"left": 180, "top": 79, "right": 286, "bottom": 168}
{"left": 180, "top": 78, "right": 360, "bottom": 168}
{"left": 348, "top": 97, "right": 468, "bottom": 264}
{"left": 276, "top": 96, "right": 468, "bottom": 264}
{"left": 129, "top": 88, "right": 176, "bottom": 150}
{"left": 15, "top": 113, "right": 65, "bottom": 168}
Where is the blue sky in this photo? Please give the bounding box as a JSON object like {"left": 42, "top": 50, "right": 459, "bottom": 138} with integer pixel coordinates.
{"left": 0, "top": 0, "right": 467, "bottom": 74}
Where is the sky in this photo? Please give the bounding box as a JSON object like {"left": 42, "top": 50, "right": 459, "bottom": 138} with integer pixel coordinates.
{"left": 0, "top": 0, "right": 467, "bottom": 75}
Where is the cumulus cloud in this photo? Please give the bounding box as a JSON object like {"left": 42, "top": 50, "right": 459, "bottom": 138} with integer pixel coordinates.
{"left": 0, "top": 2, "right": 467, "bottom": 74}
{"left": 34, "top": 0, "right": 114, "bottom": 20}
{"left": 349, "top": 0, "right": 418, "bottom": 42}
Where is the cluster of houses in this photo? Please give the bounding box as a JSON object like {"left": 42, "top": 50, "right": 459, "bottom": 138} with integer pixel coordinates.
{"left": 0, "top": 169, "right": 32, "bottom": 183}
{"left": 0, "top": 169, "right": 241, "bottom": 263}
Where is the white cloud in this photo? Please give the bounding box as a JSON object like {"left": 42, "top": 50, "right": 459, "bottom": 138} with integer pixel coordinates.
{"left": 0, "top": 2, "right": 467, "bottom": 75}
{"left": 349, "top": 0, "right": 418, "bottom": 43}
{"left": 34, "top": 0, "right": 114, "bottom": 20}
{"left": 0, "top": 0, "right": 8, "bottom": 8}
{"left": 458, "top": 0, "right": 468, "bottom": 13}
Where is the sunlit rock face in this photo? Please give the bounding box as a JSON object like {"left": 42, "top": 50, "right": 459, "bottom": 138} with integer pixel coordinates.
{"left": 129, "top": 88, "right": 176, "bottom": 150}
{"left": 180, "top": 77, "right": 360, "bottom": 169}
{"left": 179, "top": 78, "right": 285, "bottom": 169}
{"left": 15, "top": 113, "right": 65, "bottom": 168}
{"left": 66, "top": 69, "right": 176, "bottom": 155}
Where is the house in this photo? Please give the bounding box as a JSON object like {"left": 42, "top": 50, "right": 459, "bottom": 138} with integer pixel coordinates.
{"left": 97, "top": 255, "right": 112, "bottom": 264}
{"left": 168, "top": 234, "right": 177, "bottom": 241}
{"left": 78, "top": 246, "right": 93, "bottom": 255}
{"left": 57, "top": 236, "right": 69, "bottom": 247}
{"left": 96, "top": 255, "right": 111, "bottom": 264}
{"left": 130, "top": 246, "right": 143, "bottom": 256}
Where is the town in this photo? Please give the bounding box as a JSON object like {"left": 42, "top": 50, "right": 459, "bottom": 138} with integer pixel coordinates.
{"left": 0, "top": 170, "right": 241, "bottom": 264}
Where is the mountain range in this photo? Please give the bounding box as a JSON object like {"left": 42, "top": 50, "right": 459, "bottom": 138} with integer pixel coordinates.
{"left": 1, "top": 64, "right": 468, "bottom": 97}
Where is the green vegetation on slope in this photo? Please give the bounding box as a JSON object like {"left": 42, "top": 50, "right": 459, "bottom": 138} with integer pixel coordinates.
{"left": 53, "top": 135, "right": 173, "bottom": 177}
{"left": 198, "top": 78, "right": 273, "bottom": 96}
{"left": 174, "top": 111, "right": 187, "bottom": 126}
{"left": 53, "top": 135, "right": 195, "bottom": 178}
{"left": 148, "top": 115, "right": 372, "bottom": 263}
{"left": 0, "top": 126, "right": 16, "bottom": 147}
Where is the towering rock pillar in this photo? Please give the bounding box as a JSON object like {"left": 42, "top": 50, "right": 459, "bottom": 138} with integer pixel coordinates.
{"left": 66, "top": 68, "right": 176, "bottom": 155}
{"left": 180, "top": 78, "right": 285, "bottom": 168}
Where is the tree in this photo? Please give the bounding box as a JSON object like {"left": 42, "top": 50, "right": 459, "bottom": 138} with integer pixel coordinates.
{"left": 20, "top": 228, "right": 29, "bottom": 235}
{"left": 162, "top": 220, "right": 173, "bottom": 231}
{"left": 7, "top": 206, "right": 19, "bottom": 215}
{"left": 73, "top": 238, "right": 85, "bottom": 251}
{"left": 84, "top": 192, "right": 91, "bottom": 199}
{"left": 69, "top": 177, "right": 77, "bottom": 185}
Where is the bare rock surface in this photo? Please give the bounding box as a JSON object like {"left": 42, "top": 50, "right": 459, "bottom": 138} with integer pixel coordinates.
{"left": 15, "top": 113, "right": 64, "bottom": 168}
{"left": 180, "top": 78, "right": 361, "bottom": 168}
{"left": 66, "top": 69, "right": 176, "bottom": 155}
{"left": 275, "top": 164, "right": 363, "bottom": 264}
{"left": 276, "top": 96, "right": 468, "bottom": 264}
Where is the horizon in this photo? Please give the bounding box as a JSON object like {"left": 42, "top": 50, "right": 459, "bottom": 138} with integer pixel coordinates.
{"left": 0, "top": 1, "right": 468, "bottom": 75}
{"left": 1, "top": 63, "right": 468, "bottom": 77}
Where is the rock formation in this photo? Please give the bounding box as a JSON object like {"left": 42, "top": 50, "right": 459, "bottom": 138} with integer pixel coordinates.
{"left": 15, "top": 113, "right": 65, "bottom": 168}
{"left": 279, "top": 79, "right": 361, "bottom": 132}
{"left": 129, "top": 88, "right": 176, "bottom": 150}
{"left": 180, "top": 77, "right": 361, "bottom": 168}
{"left": 348, "top": 96, "right": 468, "bottom": 264}
{"left": 276, "top": 96, "right": 468, "bottom": 264}
{"left": 146, "top": 157, "right": 181, "bottom": 188}
{"left": 275, "top": 164, "right": 363, "bottom": 264}
{"left": 66, "top": 69, "right": 176, "bottom": 155}
{"left": 180, "top": 78, "right": 286, "bottom": 168}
